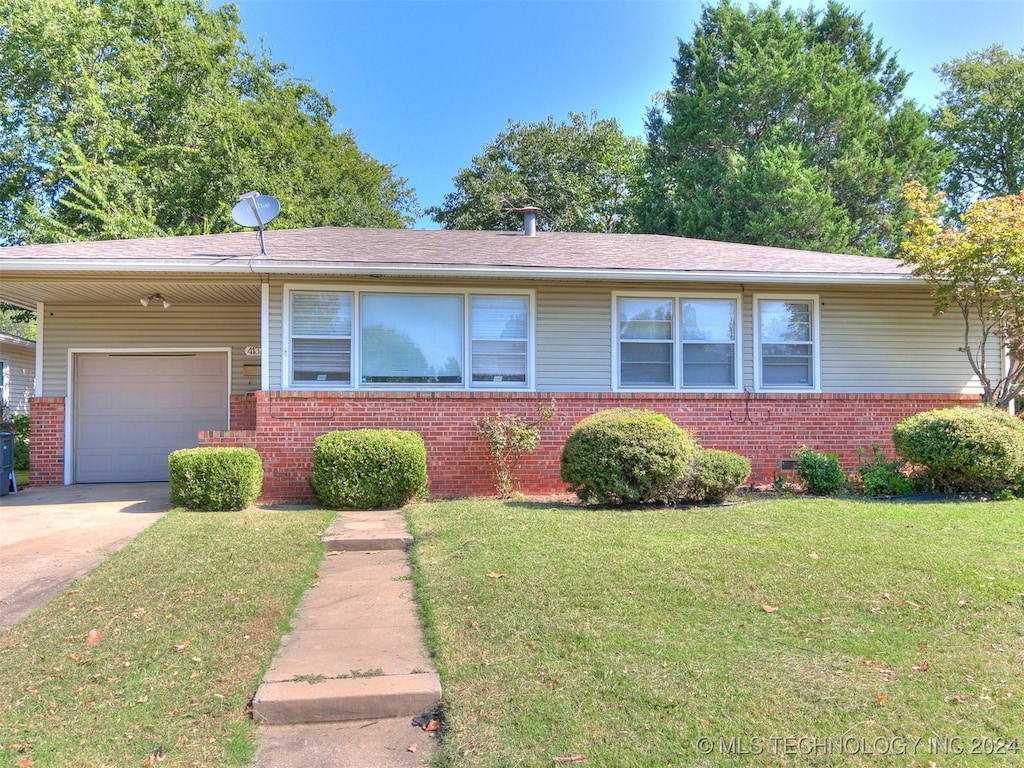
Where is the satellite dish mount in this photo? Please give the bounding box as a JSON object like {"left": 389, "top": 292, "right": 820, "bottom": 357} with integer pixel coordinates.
{"left": 231, "top": 191, "right": 280, "bottom": 255}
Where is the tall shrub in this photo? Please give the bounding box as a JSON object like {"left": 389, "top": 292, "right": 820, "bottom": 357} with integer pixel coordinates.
{"left": 892, "top": 407, "right": 1024, "bottom": 493}
{"left": 311, "top": 429, "right": 427, "bottom": 509}
{"left": 168, "top": 447, "right": 263, "bottom": 511}
{"left": 560, "top": 408, "right": 697, "bottom": 506}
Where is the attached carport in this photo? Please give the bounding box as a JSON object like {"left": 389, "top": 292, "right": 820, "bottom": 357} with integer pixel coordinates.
{"left": 72, "top": 351, "right": 230, "bottom": 482}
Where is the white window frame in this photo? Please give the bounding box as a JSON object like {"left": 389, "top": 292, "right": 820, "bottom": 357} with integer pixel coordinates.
{"left": 283, "top": 285, "right": 535, "bottom": 391}
{"left": 613, "top": 292, "right": 742, "bottom": 392}
{"left": 753, "top": 294, "right": 821, "bottom": 392}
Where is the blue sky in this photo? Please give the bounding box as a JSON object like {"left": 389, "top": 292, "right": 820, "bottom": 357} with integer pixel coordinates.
{"left": 224, "top": 0, "right": 1024, "bottom": 228}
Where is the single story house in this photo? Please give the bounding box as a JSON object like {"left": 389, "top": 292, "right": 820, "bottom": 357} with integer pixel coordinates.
{"left": 0, "top": 225, "right": 990, "bottom": 500}
{"left": 0, "top": 332, "right": 35, "bottom": 417}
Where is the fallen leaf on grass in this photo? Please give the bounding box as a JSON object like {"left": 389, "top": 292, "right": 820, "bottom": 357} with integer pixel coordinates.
{"left": 16, "top": 759, "right": 33, "bottom": 768}
{"left": 486, "top": 572, "right": 506, "bottom": 579}
{"left": 913, "top": 661, "right": 930, "bottom": 672}
{"left": 85, "top": 629, "right": 102, "bottom": 645}
{"left": 808, "top": 551, "right": 819, "bottom": 559}
{"left": 876, "top": 693, "right": 887, "bottom": 706}
{"left": 554, "top": 756, "right": 587, "bottom": 763}
{"left": 761, "top": 604, "right": 778, "bottom": 613}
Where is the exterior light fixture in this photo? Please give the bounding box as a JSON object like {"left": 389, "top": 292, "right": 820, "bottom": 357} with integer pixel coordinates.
{"left": 141, "top": 293, "right": 171, "bottom": 309}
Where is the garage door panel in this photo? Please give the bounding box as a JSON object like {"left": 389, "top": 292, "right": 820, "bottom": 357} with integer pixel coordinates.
{"left": 74, "top": 353, "right": 229, "bottom": 483}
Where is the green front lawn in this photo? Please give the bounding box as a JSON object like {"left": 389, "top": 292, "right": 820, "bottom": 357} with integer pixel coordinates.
{"left": 0, "top": 507, "right": 334, "bottom": 767}
{"left": 407, "top": 498, "right": 1024, "bottom": 767}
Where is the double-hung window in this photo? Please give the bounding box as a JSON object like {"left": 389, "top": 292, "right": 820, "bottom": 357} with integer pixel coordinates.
{"left": 755, "top": 297, "right": 818, "bottom": 389}
{"left": 616, "top": 295, "right": 739, "bottom": 389}
{"left": 287, "top": 289, "right": 531, "bottom": 389}
{"left": 290, "top": 291, "right": 353, "bottom": 384}
{"left": 471, "top": 295, "right": 528, "bottom": 384}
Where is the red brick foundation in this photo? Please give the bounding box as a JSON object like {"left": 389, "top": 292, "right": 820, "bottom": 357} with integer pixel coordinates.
{"left": 29, "top": 397, "right": 65, "bottom": 487}
{"left": 29, "top": 390, "right": 980, "bottom": 500}
{"left": 229, "top": 394, "right": 257, "bottom": 431}
{"left": 244, "top": 391, "right": 978, "bottom": 502}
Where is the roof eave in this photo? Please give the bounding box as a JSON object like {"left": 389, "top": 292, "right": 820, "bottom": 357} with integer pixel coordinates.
{"left": 0, "top": 260, "right": 919, "bottom": 285}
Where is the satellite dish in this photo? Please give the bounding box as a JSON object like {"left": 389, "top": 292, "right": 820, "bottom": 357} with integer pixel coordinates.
{"left": 231, "top": 191, "right": 280, "bottom": 254}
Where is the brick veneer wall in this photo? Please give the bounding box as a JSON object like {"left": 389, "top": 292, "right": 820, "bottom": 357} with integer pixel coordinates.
{"left": 28, "top": 397, "right": 65, "bottom": 486}
{"left": 229, "top": 394, "right": 257, "bottom": 431}
{"left": 243, "top": 391, "right": 979, "bottom": 502}
{"left": 27, "top": 390, "right": 981, "bottom": 498}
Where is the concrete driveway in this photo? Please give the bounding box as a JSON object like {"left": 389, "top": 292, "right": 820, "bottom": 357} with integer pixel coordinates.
{"left": 0, "top": 483, "right": 171, "bottom": 631}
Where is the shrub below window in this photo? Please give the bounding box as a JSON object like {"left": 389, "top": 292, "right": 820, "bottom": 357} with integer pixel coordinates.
{"left": 892, "top": 407, "right": 1024, "bottom": 494}
{"left": 168, "top": 447, "right": 263, "bottom": 511}
{"left": 855, "top": 445, "right": 916, "bottom": 497}
{"left": 311, "top": 429, "right": 428, "bottom": 509}
{"left": 560, "top": 408, "right": 697, "bottom": 506}
{"left": 681, "top": 449, "right": 751, "bottom": 504}
{"left": 793, "top": 446, "right": 845, "bottom": 496}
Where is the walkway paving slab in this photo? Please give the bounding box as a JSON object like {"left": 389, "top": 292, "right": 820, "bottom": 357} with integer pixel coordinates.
{"left": 250, "top": 506, "right": 441, "bottom": 760}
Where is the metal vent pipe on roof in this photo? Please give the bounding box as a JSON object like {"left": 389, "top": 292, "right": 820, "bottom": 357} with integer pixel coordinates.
{"left": 517, "top": 206, "right": 541, "bottom": 236}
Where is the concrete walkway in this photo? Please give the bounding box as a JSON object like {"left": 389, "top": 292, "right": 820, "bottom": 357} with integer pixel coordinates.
{"left": 0, "top": 482, "right": 170, "bottom": 630}
{"left": 249, "top": 509, "right": 441, "bottom": 766}
{"left": 0, "top": 484, "right": 441, "bottom": 765}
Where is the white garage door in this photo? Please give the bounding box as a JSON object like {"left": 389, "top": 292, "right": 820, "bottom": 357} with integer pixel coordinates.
{"left": 74, "top": 353, "right": 229, "bottom": 483}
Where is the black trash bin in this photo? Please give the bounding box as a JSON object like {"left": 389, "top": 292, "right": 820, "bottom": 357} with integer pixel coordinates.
{"left": 0, "top": 431, "right": 14, "bottom": 496}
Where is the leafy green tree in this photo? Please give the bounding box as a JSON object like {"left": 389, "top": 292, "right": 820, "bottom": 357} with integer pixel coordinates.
{"left": 0, "top": 0, "right": 417, "bottom": 244}
{"left": 931, "top": 45, "right": 1024, "bottom": 216}
{"left": 429, "top": 112, "right": 643, "bottom": 233}
{"left": 0, "top": 304, "right": 36, "bottom": 340}
{"left": 900, "top": 181, "right": 1024, "bottom": 409}
{"left": 642, "top": 0, "right": 945, "bottom": 255}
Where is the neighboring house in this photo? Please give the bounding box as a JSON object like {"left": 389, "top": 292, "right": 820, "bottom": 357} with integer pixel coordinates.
{"left": 0, "top": 225, "right": 993, "bottom": 500}
{"left": 0, "top": 332, "right": 35, "bottom": 417}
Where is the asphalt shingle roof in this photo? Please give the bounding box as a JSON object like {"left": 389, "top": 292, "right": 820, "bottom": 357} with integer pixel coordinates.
{"left": 1, "top": 226, "right": 913, "bottom": 281}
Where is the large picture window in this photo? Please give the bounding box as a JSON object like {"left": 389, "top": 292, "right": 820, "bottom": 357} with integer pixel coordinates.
{"left": 361, "top": 294, "right": 463, "bottom": 384}
{"left": 756, "top": 297, "right": 817, "bottom": 389}
{"left": 616, "top": 295, "right": 739, "bottom": 390}
{"left": 287, "top": 289, "right": 531, "bottom": 389}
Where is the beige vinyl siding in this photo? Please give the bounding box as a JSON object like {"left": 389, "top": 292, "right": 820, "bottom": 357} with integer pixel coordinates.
{"left": 267, "top": 281, "right": 284, "bottom": 388}
{"left": 1, "top": 341, "right": 35, "bottom": 415}
{"left": 817, "top": 287, "right": 986, "bottom": 393}
{"left": 535, "top": 287, "right": 612, "bottom": 390}
{"left": 39, "top": 304, "right": 259, "bottom": 397}
{"left": 265, "top": 279, "right": 986, "bottom": 395}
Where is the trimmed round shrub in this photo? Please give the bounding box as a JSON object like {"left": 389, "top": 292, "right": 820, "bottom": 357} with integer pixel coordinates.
{"left": 168, "top": 447, "right": 263, "bottom": 511}
{"left": 683, "top": 448, "right": 751, "bottom": 503}
{"left": 560, "top": 408, "right": 697, "bottom": 505}
{"left": 892, "top": 407, "right": 1024, "bottom": 493}
{"left": 793, "top": 446, "right": 846, "bottom": 495}
{"left": 311, "top": 429, "right": 427, "bottom": 509}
